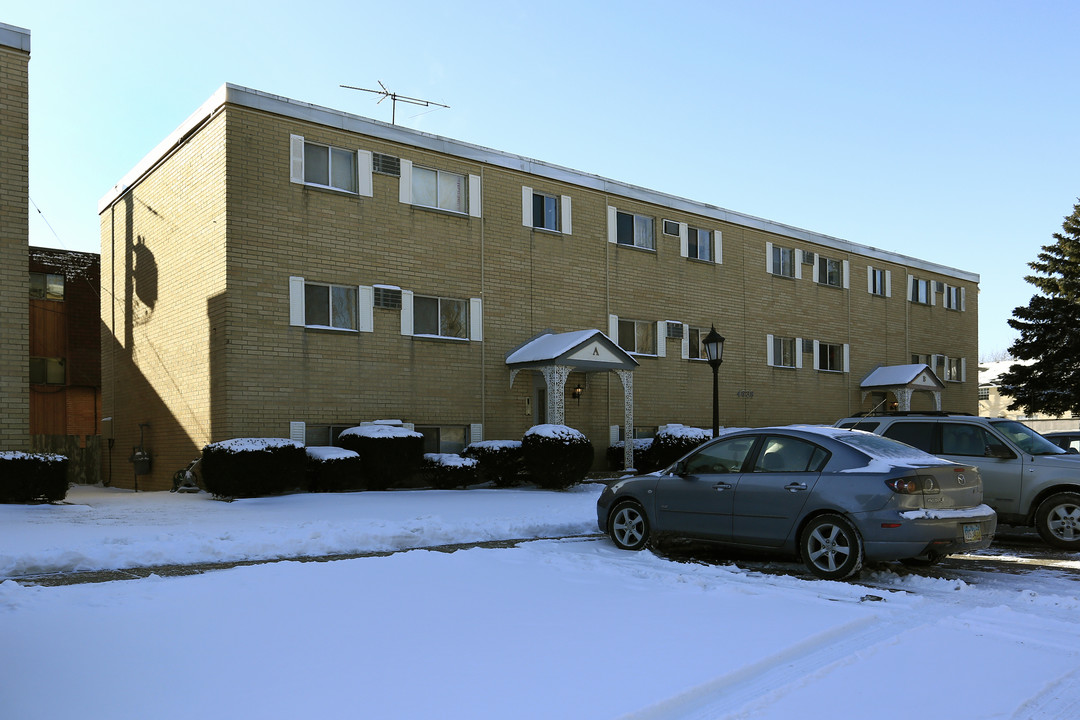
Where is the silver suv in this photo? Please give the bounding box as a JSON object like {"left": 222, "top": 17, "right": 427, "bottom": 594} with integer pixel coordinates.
{"left": 835, "top": 413, "right": 1080, "bottom": 549}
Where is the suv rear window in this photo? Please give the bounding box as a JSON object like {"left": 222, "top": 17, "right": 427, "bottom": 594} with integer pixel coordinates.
{"left": 881, "top": 422, "right": 935, "bottom": 453}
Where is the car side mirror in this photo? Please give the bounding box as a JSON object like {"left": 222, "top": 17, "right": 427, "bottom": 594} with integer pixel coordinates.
{"left": 986, "top": 444, "right": 1015, "bottom": 460}
{"left": 1067, "top": 447, "right": 1079, "bottom": 455}
{"left": 670, "top": 460, "right": 687, "bottom": 476}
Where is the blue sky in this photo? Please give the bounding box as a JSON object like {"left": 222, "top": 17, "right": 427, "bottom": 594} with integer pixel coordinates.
{"left": 9, "top": 0, "right": 1079, "bottom": 358}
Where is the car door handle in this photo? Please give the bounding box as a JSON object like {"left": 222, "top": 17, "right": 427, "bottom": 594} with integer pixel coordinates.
{"left": 784, "top": 482, "right": 808, "bottom": 493}
{"left": 713, "top": 482, "right": 733, "bottom": 491}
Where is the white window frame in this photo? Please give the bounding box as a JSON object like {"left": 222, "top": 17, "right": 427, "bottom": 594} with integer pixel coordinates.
{"left": 908, "top": 276, "right": 934, "bottom": 305}
{"left": 288, "top": 276, "right": 373, "bottom": 332}
{"left": 766, "top": 334, "right": 803, "bottom": 369}
{"left": 522, "top": 187, "right": 572, "bottom": 234}
{"left": 945, "top": 356, "right": 967, "bottom": 383}
{"left": 400, "top": 290, "right": 482, "bottom": 341}
{"left": 766, "top": 242, "right": 799, "bottom": 278}
{"left": 679, "top": 225, "right": 721, "bottom": 263}
{"left": 812, "top": 340, "right": 849, "bottom": 373}
{"left": 815, "top": 256, "right": 849, "bottom": 288}
{"left": 681, "top": 325, "right": 712, "bottom": 361}
{"left": 867, "top": 266, "right": 892, "bottom": 297}
{"left": 943, "top": 284, "right": 966, "bottom": 311}
{"left": 608, "top": 207, "right": 655, "bottom": 250}
{"left": 289, "top": 135, "right": 372, "bottom": 196}
{"left": 398, "top": 159, "right": 481, "bottom": 217}
{"left": 608, "top": 314, "right": 657, "bottom": 356}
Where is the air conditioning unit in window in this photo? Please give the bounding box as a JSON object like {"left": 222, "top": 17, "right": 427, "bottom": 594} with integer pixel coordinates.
{"left": 935, "top": 281, "right": 945, "bottom": 293}
{"left": 665, "top": 321, "right": 684, "bottom": 339}
{"left": 373, "top": 286, "right": 402, "bottom": 309}
{"left": 372, "top": 153, "right": 401, "bottom": 177}
{"left": 802, "top": 251, "right": 816, "bottom": 265}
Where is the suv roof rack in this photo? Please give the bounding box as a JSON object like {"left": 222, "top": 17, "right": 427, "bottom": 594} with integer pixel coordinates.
{"left": 849, "top": 411, "right": 975, "bottom": 418}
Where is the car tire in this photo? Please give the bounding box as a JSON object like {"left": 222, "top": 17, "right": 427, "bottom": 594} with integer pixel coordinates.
{"left": 800, "top": 514, "right": 864, "bottom": 580}
{"left": 609, "top": 502, "right": 650, "bottom": 551}
{"left": 1035, "top": 492, "right": 1080, "bottom": 549}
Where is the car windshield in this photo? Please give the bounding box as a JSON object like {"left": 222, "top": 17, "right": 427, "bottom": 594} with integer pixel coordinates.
{"left": 989, "top": 420, "right": 1067, "bottom": 455}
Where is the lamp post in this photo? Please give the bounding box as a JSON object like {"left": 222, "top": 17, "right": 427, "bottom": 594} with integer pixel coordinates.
{"left": 702, "top": 325, "right": 725, "bottom": 438}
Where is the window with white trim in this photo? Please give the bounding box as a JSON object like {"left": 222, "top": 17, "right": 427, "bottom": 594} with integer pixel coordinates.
{"left": 662, "top": 219, "right": 680, "bottom": 236}
{"left": 946, "top": 357, "right": 966, "bottom": 382}
{"left": 687, "top": 227, "right": 712, "bottom": 262}
{"left": 414, "top": 296, "right": 468, "bottom": 338}
{"left": 305, "top": 282, "right": 358, "bottom": 330}
{"left": 522, "top": 187, "right": 572, "bottom": 234}
{"left": 686, "top": 326, "right": 709, "bottom": 360}
{"left": 767, "top": 335, "right": 799, "bottom": 368}
{"left": 413, "top": 166, "right": 466, "bottom": 213}
{"left": 814, "top": 341, "right": 848, "bottom": 373}
{"left": 289, "top": 135, "right": 371, "bottom": 195}
{"left": 910, "top": 277, "right": 932, "bottom": 304}
{"left": 770, "top": 245, "right": 796, "bottom": 278}
{"left": 417, "top": 425, "right": 471, "bottom": 454}
{"left": 868, "top": 266, "right": 891, "bottom": 297}
{"left": 943, "top": 284, "right": 964, "bottom": 311}
{"left": 815, "top": 256, "right": 846, "bottom": 288}
{"left": 288, "top": 277, "right": 373, "bottom": 332}
{"left": 618, "top": 318, "right": 657, "bottom": 355}
{"left": 610, "top": 208, "right": 655, "bottom": 250}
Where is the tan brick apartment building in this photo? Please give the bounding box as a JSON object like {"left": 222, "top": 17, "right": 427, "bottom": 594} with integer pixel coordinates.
{"left": 99, "top": 84, "right": 979, "bottom": 491}
{"left": 0, "top": 22, "right": 30, "bottom": 452}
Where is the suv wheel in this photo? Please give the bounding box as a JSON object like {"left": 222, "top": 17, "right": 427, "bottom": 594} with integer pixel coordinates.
{"left": 1035, "top": 492, "right": 1080, "bottom": 549}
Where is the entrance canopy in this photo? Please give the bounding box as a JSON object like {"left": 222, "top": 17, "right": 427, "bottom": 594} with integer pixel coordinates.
{"left": 507, "top": 330, "right": 639, "bottom": 470}
{"left": 860, "top": 363, "right": 944, "bottom": 411}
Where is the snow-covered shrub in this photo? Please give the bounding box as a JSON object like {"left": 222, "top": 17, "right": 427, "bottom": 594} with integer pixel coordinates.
{"left": 337, "top": 425, "right": 423, "bottom": 490}
{"left": 421, "top": 453, "right": 479, "bottom": 490}
{"left": 0, "top": 451, "right": 69, "bottom": 503}
{"left": 605, "top": 438, "right": 654, "bottom": 472}
{"left": 521, "top": 425, "right": 593, "bottom": 490}
{"left": 305, "top": 446, "right": 362, "bottom": 493}
{"left": 462, "top": 440, "right": 523, "bottom": 487}
{"left": 648, "top": 425, "right": 712, "bottom": 470}
{"left": 201, "top": 438, "right": 305, "bottom": 498}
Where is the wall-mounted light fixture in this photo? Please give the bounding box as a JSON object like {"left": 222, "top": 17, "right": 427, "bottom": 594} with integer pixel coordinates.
{"left": 571, "top": 384, "right": 584, "bottom": 403}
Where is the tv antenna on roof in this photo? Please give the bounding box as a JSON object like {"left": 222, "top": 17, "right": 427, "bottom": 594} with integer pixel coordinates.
{"left": 340, "top": 81, "right": 449, "bottom": 125}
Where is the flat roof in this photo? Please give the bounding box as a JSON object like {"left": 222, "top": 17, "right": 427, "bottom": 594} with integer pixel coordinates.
{"left": 0, "top": 22, "right": 30, "bottom": 52}
{"left": 100, "top": 82, "right": 979, "bottom": 284}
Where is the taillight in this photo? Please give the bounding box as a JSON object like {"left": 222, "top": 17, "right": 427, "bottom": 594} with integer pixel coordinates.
{"left": 886, "top": 477, "right": 920, "bottom": 494}
{"left": 886, "top": 476, "right": 940, "bottom": 494}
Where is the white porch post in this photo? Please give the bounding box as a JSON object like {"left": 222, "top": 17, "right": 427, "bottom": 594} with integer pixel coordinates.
{"left": 616, "top": 369, "right": 635, "bottom": 471}
{"left": 932, "top": 390, "right": 942, "bottom": 411}
{"left": 896, "top": 388, "right": 913, "bottom": 412}
{"left": 541, "top": 365, "right": 573, "bottom": 425}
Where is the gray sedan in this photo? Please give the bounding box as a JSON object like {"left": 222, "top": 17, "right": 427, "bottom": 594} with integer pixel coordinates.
{"left": 596, "top": 426, "right": 996, "bottom": 580}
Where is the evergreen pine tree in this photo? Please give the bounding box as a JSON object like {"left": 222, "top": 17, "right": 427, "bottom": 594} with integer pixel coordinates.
{"left": 998, "top": 200, "right": 1080, "bottom": 416}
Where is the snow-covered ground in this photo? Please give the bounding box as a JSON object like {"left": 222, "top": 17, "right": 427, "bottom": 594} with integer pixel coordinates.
{"left": 3, "top": 485, "right": 1079, "bottom": 719}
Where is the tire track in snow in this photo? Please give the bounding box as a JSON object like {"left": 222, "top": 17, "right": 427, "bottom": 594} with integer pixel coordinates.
{"left": 618, "top": 609, "right": 918, "bottom": 720}
{"left": 1010, "top": 666, "right": 1080, "bottom": 719}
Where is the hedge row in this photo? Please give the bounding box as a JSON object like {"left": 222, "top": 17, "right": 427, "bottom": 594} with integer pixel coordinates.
{"left": 0, "top": 451, "right": 69, "bottom": 503}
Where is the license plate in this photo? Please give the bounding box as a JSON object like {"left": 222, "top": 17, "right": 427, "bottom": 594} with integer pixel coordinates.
{"left": 963, "top": 523, "right": 982, "bottom": 543}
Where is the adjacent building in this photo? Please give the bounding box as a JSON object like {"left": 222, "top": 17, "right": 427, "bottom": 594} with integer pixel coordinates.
{"left": 0, "top": 23, "right": 30, "bottom": 451}
{"left": 29, "top": 247, "right": 102, "bottom": 483}
{"left": 979, "top": 359, "right": 1078, "bottom": 433}
{"left": 100, "top": 84, "right": 980, "bottom": 491}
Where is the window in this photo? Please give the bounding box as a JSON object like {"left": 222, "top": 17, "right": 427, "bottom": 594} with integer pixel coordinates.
{"left": 687, "top": 327, "right": 709, "bottom": 360}
{"left": 978, "top": 386, "right": 991, "bottom": 401}
{"left": 305, "top": 424, "right": 356, "bottom": 446}
{"left": 882, "top": 422, "right": 935, "bottom": 453}
{"left": 816, "top": 256, "right": 844, "bottom": 288}
{"left": 941, "top": 424, "right": 996, "bottom": 457}
{"left": 618, "top": 319, "right": 656, "bottom": 355}
{"left": 522, "top": 187, "right": 571, "bottom": 233}
{"left": 29, "top": 272, "right": 64, "bottom": 300}
{"left": 302, "top": 283, "right": 358, "bottom": 330}
{"left": 770, "top": 245, "right": 795, "bottom": 277}
{"left": 613, "top": 210, "right": 654, "bottom": 250}
{"left": 414, "top": 296, "right": 468, "bottom": 339}
{"left": 662, "top": 219, "right": 680, "bottom": 236}
{"left": 687, "top": 227, "right": 712, "bottom": 261}
{"left": 683, "top": 435, "right": 757, "bottom": 474}
{"left": 912, "top": 353, "right": 932, "bottom": 366}
{"left": 30, "top": 357, "right": 65, "bottom": 385}
{"left": 946, "top": 357, "right": 965, "bottom": 382}
{"left": 768, "top": 336, "right": 798, "bottom": 368}
{"left": 910, "top": 277, "right": 932, "bottom": 304}
{"left": 868, "top": 266, "right": 890, "bottom": 296}
{"left": 417, "top": 425, "right": 469, "bottom": 454}
{"left": 532, "top": 192, "right": 559, "bottom": 231}
{"left": 815, "top": 342, "right": 847, "bottom": 372}
{"left": 753, "top": 436, "right": 830, "bottom": 473}
{"left": 944, "top": 284, "right": 964, "bottom": 310}
{"left": 413, "top": 166, "right": 466, "bottom": 213}
{"left": 304, "top": 142, "right": 357, "bottom": 193}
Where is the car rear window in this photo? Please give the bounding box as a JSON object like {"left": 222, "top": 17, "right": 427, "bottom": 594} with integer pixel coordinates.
{"left": 833, "top": 430, "right": 945, "bottom": 464}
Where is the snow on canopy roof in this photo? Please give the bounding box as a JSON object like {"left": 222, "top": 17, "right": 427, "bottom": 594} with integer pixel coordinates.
{"left": 505, "top": 329, "right": 637, "bottom": 370}
{"left": 860, "top": 363, "right": 942, "bottom": 389}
